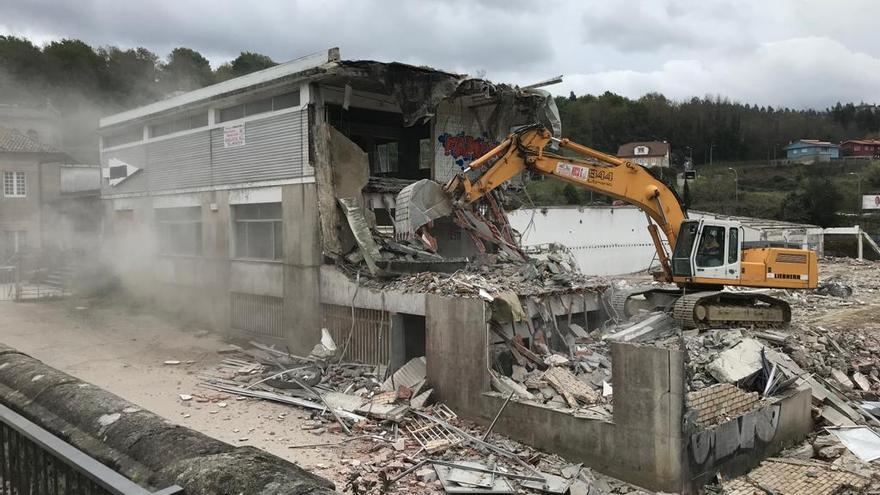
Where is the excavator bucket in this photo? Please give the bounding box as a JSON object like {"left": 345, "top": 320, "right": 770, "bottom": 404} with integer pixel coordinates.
{"left": 394, "top": 179, "right": 454, "bottom": 237}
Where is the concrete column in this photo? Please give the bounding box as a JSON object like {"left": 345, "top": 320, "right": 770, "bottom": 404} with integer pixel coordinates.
{"left": 425, "top": 295, "right": 489, "bottom": 417}
{"left": 282, "top": 183, "right": 322, "bottom": 355}
{"left": 611, "top": 343, "right": 686, "bottom": 492}
{"left": 858, "top": 228, "right": 864, "bottom": 260}
{"left": 201, "top": 190, "right": 231, "bottom": 331}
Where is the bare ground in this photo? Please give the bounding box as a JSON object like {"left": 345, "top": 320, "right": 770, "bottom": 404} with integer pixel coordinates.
{"left": 0, "top": 296, "right": 358, "bottom": 488}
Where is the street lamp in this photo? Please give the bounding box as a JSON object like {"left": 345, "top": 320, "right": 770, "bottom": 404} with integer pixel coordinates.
{"left": 849, "top": 172, "right": 862, "bottom": 215}
{"left": 728, "top": 167, "right": 739, "bottom": 204}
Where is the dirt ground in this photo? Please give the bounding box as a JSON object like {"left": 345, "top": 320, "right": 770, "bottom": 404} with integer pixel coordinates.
{"left": 0, "top": 296, "right": 359, "bottom": 487}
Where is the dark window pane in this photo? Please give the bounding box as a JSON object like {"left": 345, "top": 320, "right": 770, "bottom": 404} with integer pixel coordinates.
{"left": 274, "top": 221, "right": 283, "bottom": 259}
{"left": 150, "top": 122, "right": 174, "bottom": 137}
{"left": 247, "top": 222, "right": 273, "bottom": 259}
{"left": 728, "top": 227, "right": 739, "bottom": 264}
{"left": 219, "top": 104, "right": 245, "bottom": 122}
{"left": 235, "top": 222, "right": 248, "bottom": 258}
{"left": 103, "top": 125, "right": 143, "bottom": 148}
{"left": 273, "top": 91, "right": 300, "bottom": 110}
{"left": 245, "top": 98, "right": 272, "bottom": 116}
{"left": 696, "top": 226, "right": 725, "bottom": 267}
{"left": 191, "top": 112, "right": 208, "bottom": 128}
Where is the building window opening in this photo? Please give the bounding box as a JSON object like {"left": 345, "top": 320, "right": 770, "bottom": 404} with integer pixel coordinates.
{"left": 149, "top": 112, "right": 209, "bottom": 137}
{"left": 0, "top": 231, "right": 27, "bottom": 258}
{"left": 326, "top": 104, "right": 430, "bottom": 180}
{"left": 233, "top": 202, "right": 282, "bottom": 260}
{"left": 3, "top": 172, "right": 26, "bottom": 197}
{"left": 217, "top": 91, "right": 301, "bottom": 123}
{"left": 155, "top": 206, "right": 202, "bottom": 256}
{"left": 102, "top": 125, "right": 143, "bottom": 148}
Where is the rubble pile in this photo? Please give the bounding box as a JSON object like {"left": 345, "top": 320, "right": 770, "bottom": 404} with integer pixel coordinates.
{"left": 196, "top": 336, "right": 646, "bottom": 494}
{"left": 361, "top": 256, "right": 608, "bottom": 297}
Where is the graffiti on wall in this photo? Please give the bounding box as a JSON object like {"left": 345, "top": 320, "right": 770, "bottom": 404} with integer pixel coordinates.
{"left": 689, "top": 404, "right": 780, "bottom": 467}
{"left": 437, "top": 132, "right": 499, "bottom": 170}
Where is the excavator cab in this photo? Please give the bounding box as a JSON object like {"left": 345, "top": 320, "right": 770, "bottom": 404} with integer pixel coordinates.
{"left": 671, "top": 219, "right": 742, "bottom": 283}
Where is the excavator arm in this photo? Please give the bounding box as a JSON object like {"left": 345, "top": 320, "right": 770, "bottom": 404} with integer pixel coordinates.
{"left": 445, "top": 124, "right": 687, "bottom": 281}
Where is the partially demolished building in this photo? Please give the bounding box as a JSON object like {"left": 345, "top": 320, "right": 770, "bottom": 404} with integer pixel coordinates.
{"left": 98, "top": 48, "right": 812, "bottom": 493}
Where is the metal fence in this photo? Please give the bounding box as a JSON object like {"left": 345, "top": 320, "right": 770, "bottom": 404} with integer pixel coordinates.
{"left": 0, "top": 403, "right": 183, "bottom": 495}
{"left": 322, "top": 304, "right": 391, "bottom": 365}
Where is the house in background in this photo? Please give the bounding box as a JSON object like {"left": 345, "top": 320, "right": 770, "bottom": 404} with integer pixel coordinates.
{"left": 840, "top": 139, "right": 880, "bottom": 158}
{"left": 784, "top": 139, "right": 839, "bottom": 163}
{"left": 0, "top": 127, "right": 100, "bottom": 270}
{"left": 616, "top": 141, "right": 670, "bottom": 168}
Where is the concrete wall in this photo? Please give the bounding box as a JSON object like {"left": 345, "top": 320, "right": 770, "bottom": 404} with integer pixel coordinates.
{"left": 423, "top": 294, "right": 812, "bottom": 493}
{"left": 507, "top": 206, "right": 665, "bottom": 276}
{"left": 686, "top": 386, "right": 813, "bottom": 487}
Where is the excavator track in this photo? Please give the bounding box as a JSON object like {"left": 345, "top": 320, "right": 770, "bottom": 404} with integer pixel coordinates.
{"left": 673, "top": 291, "right": 791, "bottom": 329}
{"left": 607, "top": 287, "right": 792, "bottom": 329}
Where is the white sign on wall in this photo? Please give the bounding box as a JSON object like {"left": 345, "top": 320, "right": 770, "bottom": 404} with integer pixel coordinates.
{"left": 223, "top": 124, "right": 246, "bottom": 148}
{"left": 862, "top": 195, "right": 880, "bottom": 210}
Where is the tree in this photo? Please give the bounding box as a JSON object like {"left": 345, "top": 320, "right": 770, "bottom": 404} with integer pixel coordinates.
{"left": 100, "top": 46, "right": 160, "bottom": 108}
{"left": 780, "top": 174, "right": 842, "bottom": 227}
{"left": 230, "top": 52, "right": 276, "bottom": 77}
{"left": 43, "top": 39, "right": 105, "bottom": 106}
{"left": 0, "top": 36, "right": 46, "bottom": 102}
{"left": 562, "top": 184, "right": 581, "bottom": 205}
{"left": 160, "top": 47, "right": 214, "bottom": 93}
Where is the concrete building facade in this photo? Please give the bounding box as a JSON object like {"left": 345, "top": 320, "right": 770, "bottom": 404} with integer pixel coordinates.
{"left": 97, "top": 48, "right": 559, "bottom": 355}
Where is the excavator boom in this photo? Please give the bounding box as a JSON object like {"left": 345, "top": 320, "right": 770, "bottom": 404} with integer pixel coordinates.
{"left": 397, "top": 124, "right": 818, "bottom": 328}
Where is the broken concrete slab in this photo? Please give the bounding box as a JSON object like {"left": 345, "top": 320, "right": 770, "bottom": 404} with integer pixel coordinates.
{"left": 852, "top": 371, "right": 871, "bottom": 392}
{"left": 603, "top": 312, "right": 673, "bottom": 343}
{"left": 338, "top": 197, "right": 382, "bottom": 275}
{"left": 313, "top": 123, "right": 370, "bottom": 257}
{"left": 830, "top": 368, "right": 854, "bottom": 390}
{"left": 707, "top": 338, "right": 764, "bottom": 383}
{"left": 434, "top": 463, "right": 515, "bottom": 494}
{"left": 490, "top": 373, "right": 536, "bottom": 401}
{"left": 820, "top": 405, "right": 856, "bottom": 427}
{"left": 381, "top": 356, "right": 426, "bottom": 392}
{"left": 543, "top": 366, "right": 599, "bottom": 407}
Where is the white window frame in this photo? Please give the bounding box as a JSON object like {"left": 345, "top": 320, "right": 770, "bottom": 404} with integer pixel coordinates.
{"left": 3, "top": 171, "right": 26, "bottom": 198}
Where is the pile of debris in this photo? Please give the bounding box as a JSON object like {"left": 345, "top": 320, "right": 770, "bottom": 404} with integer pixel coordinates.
{"left": 196, "top": 333, "right": 646, "bottom": 494}
{"left": 358, "top": 256, "right": 607, "bottom": 298}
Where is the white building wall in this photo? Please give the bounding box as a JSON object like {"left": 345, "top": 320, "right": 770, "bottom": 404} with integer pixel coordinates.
{"left": 507, "top": 206, "right": 666, "bottom": 276}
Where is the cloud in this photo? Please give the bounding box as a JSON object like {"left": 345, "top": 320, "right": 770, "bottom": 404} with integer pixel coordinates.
{"left": 558, "top": 37, "right": 880, "bottom": 109}
{"left": 2, "top": 0, "right": 880, "bottom": 109}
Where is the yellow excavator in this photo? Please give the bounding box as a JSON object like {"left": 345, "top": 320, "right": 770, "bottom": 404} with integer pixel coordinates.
{"left": 401, "top": 124, "right": 818, "bottom": 329}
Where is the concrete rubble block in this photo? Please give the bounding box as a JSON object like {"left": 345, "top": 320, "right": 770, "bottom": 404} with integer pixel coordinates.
{"left": 852, "top": 371, "right": 871, "bottom": 392}
{"left": 830, "top": 368, "right": 854, "bottom": 390}
{"left": 706, "top": 338, "right": 765, "bottom": 383}
{"left": 542, "top": 366, "right": 599, "bottom": 407}
{"left": 490, "top": 373, "right": 537, "bottom": 402}
{"left": 603, "top": 312, "right": 673, "bottom": 343}
{"left": 381, "top": 356, "right": 426, "bottom": 392}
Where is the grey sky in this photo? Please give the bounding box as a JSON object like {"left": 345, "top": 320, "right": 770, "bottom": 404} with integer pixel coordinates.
{"left": 2, "top": 0, "right": 879, "bottom": 109}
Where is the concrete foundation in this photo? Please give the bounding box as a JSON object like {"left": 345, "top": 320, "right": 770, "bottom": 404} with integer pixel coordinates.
{"left": 423, "top": 295, "right": 813, "bottom": 494}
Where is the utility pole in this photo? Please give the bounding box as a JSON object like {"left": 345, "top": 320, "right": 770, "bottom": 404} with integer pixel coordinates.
{"left": 728, "top": 167, "right": 739, "bottom": 205}
{"left": 849, "top": 172, "right": 862, "bottom": 216}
